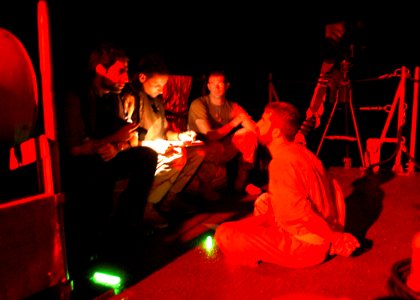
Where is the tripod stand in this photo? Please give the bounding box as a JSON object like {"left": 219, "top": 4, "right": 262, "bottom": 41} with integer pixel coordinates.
{"left": 315, "top": 59, "right": 366, "bottom": 168}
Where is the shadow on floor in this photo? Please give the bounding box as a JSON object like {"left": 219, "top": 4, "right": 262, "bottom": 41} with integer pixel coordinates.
{"left": 344, "top": 169, "right": 396, "bottom": 256}
{"left": 67, "top": 188, "right": 256, "bottom": 299}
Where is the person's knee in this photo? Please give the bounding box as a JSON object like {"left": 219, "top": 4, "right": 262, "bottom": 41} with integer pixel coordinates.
{"left": 170, "top": 148, "right": 187, "bottom": 169}
{"left": 214, "top": 225, "right": 224, "bottom": 246}
{"left": 194, "top": 147, "right": 206, "bottom": 159}
{"left": 243, "top": 131, "right": 258, "bottom": 149}
{"left": 204, "top": 142, "right": 224, "bottom": 156}
{"left": 187, "top": 147, "right": 206, "bottom": 164}
{"left": 133, "top": 147, "right": 158, "bottom": 171}
{"left": 143, "top": 146, "right": 159, "bottom": 162}
{"left": 233, "top": 129, "right": 258, "bottom": 151}
{"left": 214, "top": 223, "right": 232, "bottom": 247}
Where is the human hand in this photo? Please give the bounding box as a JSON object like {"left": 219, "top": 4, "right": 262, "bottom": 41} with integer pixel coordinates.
{"left": 254, "top": 192, "right": 271, "bottom": 216}
{"left": 232, "top": 113, "right": 250, "bottom": 128}
{"left": 329, "top": 232, "right": 360, "bottom": 257}
{"left": 128, "top": 131, "right": 139, "bottom": 147}
{"left": 96, "top": 143, "right": 118, "bottom": 162}
{"left": 246, "top": 183, "right": 262, "bottom": 196}
{"left": 112, "top": 123, "right": 140, "bottom": 143}
{"left": 123, "top": 94, "right": 136, "bottom": 122}
{"left": 71, "top": 139, "right": 98, "bottom": 156}
{"left": 178, "top": 130, "right": 197, "bottom": 143}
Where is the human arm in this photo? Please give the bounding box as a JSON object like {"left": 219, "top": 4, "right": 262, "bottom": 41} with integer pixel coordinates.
{"left": 64, "top": 101, "right": 138, "bottom": 159}
{"left": 122, "top": 93, "right": 136, "bottom": 123}
{"left": 63, "top": 86, "right": 140, "bottom": 161}
{"left": 329, "top": 232, "right": 360, "bottom": 257}
{"left": 176, "top": 130, "right": 197, "bottom": 143}
{"left": 99, "top": 122, "right": 140, "bottom": 145}
{"left": 195, "top": 117, "right": 241, "bottom": 141}
{"left": 269, "top": 158, "right": 359, "bottom": 255}
{"left": 67, "top": 137, "right": 132, "bottom": 162}
{"left": 189, "top": 100, "right": 256, "bottom": 141}
{"left": 165, "top": 129, "right": 197, "bottom": 143}
{"left": 233, "top": 104, "right": 258, "bottom": 134}
{"left": 68, "top": 121, "right": 138, "bottom": 159}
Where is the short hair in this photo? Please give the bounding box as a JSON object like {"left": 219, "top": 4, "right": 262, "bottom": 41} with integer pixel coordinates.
{"left": 88, "top": 42, "right": 128, "bottom": 72}
{"left": 265, "top": 102, "right": 301, "bottom": 141}
{"left": 135, "top": 53, "right": 169, "bottom": 78}
{"left": 207, "top": 69, "right": 229, "bottom": 83}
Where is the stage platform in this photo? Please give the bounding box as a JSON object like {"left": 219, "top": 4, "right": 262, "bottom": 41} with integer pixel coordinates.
{"left": 71, "top": 167, "right": 420, "bottom": 300}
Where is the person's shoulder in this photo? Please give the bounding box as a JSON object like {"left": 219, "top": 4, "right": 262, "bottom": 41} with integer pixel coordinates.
{"left": 62, "top": 87, "right": 84, "bottom": 105}
{"left": 63, "top": 77, "right": 91, "bottom": 99}
{"left": 224, "top": 96, "right": 242, "bottom": 106}
{"left": 229, "top": 100, "right": 242, "bottom": 107}
{"left": 193, "top": 95, "right": 208, "bottom": 102}
{"left": 273, "top": 143, "right": 308, "bottom": 161}
{"left": 190, "top": 95, "right": 208, "bottom": 106}
{"left": 229, "top": 100, "right": 247, "bottom": 112}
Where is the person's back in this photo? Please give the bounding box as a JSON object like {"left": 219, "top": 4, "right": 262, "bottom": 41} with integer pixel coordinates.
{"left": 268, "top": 142, "right": 344, "bottom": 239}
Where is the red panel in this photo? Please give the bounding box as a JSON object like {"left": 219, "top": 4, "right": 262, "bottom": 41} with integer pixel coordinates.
{"left": 163, "top": 75, "right": 193, "bottom": 132}
{"left": 0, "top": 194, "right": 68, "bottom": 299}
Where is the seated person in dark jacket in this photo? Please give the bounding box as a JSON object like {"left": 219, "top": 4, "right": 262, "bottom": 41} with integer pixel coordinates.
{"left": 59, "top": 43, "right": 158, "bottom": 275}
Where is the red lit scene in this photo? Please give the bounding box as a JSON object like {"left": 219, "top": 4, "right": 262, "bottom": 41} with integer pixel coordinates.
{"left": 1, "top": 3, "right": 420, "bottom": 300}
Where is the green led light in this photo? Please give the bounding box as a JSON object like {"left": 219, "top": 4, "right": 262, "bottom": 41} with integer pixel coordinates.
{"left": 91, "top": 271, "right": 122, "bottom": 288}
{"left": 204, "top": 235, "right": 214, "bottom": 252}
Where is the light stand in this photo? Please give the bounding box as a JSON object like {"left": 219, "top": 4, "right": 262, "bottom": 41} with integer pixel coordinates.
{"left": 315, "top": 59, "right": 366, "bottom": 168}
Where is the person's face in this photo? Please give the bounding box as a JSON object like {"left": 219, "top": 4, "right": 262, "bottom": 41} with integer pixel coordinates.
{"left": 140, "top": 73, "right": 169, "bottom": 98}
{"left": 207, "top": 75, "right": 229, "bottom": 97}
{"left": 256, "top": 110, "right": 273, "bottom": 146}
{"left": 101, "top": 60, "right": 129, "bottom": 93}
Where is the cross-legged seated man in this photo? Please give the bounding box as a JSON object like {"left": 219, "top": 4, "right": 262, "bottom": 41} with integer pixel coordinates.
{"left": 214, "top": 101, "right": 360, "bottom": 268}
{"left": 188, "top": 69, "right": 258, "bottom": 199}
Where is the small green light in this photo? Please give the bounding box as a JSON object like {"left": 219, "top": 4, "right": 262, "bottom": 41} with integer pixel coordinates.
{"left": 91, "top": 271, "right": 122, "bottom": 288}
{"left": 204, "top": 235, "right": 214, "bottom": 252}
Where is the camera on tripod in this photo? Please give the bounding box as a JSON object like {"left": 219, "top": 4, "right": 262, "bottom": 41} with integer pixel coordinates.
{"left": 299, "top": 19, "right": 367, "bottom": 167}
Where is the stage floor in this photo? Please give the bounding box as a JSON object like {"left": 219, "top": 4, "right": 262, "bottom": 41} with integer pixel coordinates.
{"left": 73, "top": 167, "right": 420, "bottom": 300}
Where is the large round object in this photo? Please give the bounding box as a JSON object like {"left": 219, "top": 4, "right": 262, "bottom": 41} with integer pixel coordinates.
{"left": 0, "top": 28, "right": 38, "bottom": 147}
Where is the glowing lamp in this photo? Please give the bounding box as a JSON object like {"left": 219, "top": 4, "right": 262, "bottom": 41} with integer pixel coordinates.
{"left": 91, "top": 271, "right": 122, "bottom": 289}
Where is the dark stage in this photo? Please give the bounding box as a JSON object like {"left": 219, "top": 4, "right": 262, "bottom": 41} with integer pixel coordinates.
{"left": 63, "top": 167, "right": 420, "bottom": 300}
{"left": 2, "top": 3, "right": 420, "bottom": 300}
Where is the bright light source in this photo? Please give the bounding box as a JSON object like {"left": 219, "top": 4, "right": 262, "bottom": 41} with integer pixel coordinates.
{"left": 91, "top": 271, "right": 122, "bottom": 288}
{"left": 204, "top": 235, "right": 214, "bottom": 252}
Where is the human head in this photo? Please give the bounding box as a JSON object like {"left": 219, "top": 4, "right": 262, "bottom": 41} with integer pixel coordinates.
{"left": 207, "top": 69, "right": 230, "bottom": 98}
{"left": 135, "top": 54, "right": 169, "bottom": 99}
{"left": 257, "top": 101, "right": 301, "bottom": 145}
{"left": 89, "top": 43, "right": 129, "bottom": 94}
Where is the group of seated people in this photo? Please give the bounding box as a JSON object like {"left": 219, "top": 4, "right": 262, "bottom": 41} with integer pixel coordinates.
{"left": 117, "top": 53, "right": 260, "bottom": 230}
{"left": 59, "top": 43, "right": 261, "bottom": 274}
{"left": 59, "top": 42, "right": 362, "bottom": 283}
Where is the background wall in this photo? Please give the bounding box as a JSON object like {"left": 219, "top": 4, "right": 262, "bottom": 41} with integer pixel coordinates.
{"left": 2, "top": 2, "right": 419, "bottom": 169}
